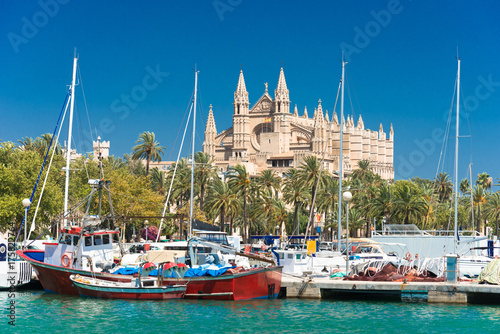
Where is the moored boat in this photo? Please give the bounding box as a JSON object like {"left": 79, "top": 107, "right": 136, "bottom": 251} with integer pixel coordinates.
{"left": 69, "top": 263, "right": 186, "bottom": 300}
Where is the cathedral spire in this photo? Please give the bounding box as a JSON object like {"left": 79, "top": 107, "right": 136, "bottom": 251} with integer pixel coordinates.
{"left": 332, "top": 111, "right": 339, "bottom": 124}
{"left": 236, "top": 69, "right": 247, "bottom": 95}
{"left": 276, "top": 67, "right": 288, "bottom": 92}
{"left": 274, "top": 67, "right": 290, "bottom": 113}
{"left": 357, "top": 115, "right": 364, "bottom": 129}
{"left": 303, "top": 106, "right": 308, "bottom": 118}
{"left": 203, "top": 104, "right": 217, "bottom": 157}
{"left": 325, "top": 110, "right": 330, "bottom": 123}
{"left": 234, "top": 69, "right": 249, "bottom": 114}
{"left": 293, "top": 104, "right": 298, "bottom": 116}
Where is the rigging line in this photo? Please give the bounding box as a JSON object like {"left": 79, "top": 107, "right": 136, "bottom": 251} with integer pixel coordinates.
{"left": 460, "top": 83, "right": 474, "bottom": 169}
{"left": 166, "top": 90, "right": 195, "bottom": 162}
{"left": 157, "top": 101, "right": 195, "bottom": 241}
{"left": 25, "top": 189, "right": 94, "bottom": 248}
{"left": 75, "top": 99, "right": 91, "bottom": 180}
{"left": 345, "top": 71, "right": 357, "bottom": 121}
{"left": 346, "top": 69, "right": 363, "bottom": 118}
{"left": 16, "top": 89, "right": 70, "bottom": 243}
{"left": 77, "top": 64, "right": 94, "bottom": 144}
{"left": 436, "top": 78, "right": 457, "bottom": 177}
{"left": 29, "top": 93, "right": 71, "bottom": 240}
{"left": 332, "top": 78, "right": 342, "bottom": 115}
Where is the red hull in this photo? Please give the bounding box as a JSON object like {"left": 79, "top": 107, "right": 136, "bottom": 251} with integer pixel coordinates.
{"left": 75, "top": 287, "right": 185, "bottom": 300}
{"left": 167, "top": 266, "right": 283, "bottom": 300}
{"left": 17, "top": 250, "right": 132, "bottom": 295}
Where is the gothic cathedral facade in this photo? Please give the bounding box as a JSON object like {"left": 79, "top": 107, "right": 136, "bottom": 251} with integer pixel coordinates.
{"left": 203, "top": 68, "right": 394, "bottom": 179}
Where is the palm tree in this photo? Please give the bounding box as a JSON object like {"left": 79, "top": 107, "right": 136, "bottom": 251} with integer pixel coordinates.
{"left": 297, "top": 155, "right": 330, "bottom": 231}
{"left": 345, "top": 207, "right": 365, "bottom": 237}
{"left": 256, "top": 169, "right": 281, "bottom": 198}
{"left": 204, "top": 178, "right": 240, "bottom": 232}
{"left": 150, "top": 167, "right": 166, "bottom": 195}
{"left": 369, "top": 185, "right": 394, "bottom": 224}
{"left": 459, "top": 178, "right": 470, "bottom": 195}
{"left": 194, "top": 151, "right": 216, "bottom": 210}
{"left": 476, "top": 172, "right": 493, "bottom": 191}
{"left": 484, "top": 193, "right": 500, "bottom": 236}
{"left": 132, "top": 131, "right": 165, "bottom": 176}
{"left": 227, "top": 164, "right": 252, "bottom": 242}
{"left": 472, "top": 184, "right": 486, "bottom": 233}
{"left": 420, "top": 182, "right": 437, "bottom": 230}
{"left": 17, "top": 137, "right": 35, "bottom": 151}
{"left": 392, "top": 184, "right": 427, "bottom": 224}
{"left": 434, "top": 172, "right": 453, "bottom": 203}
{"left": 317, "top": 177, "right": 339, "bottom": 223}
{"left": 282, "top": 168, "right": 309, "bottom": 235}
{"left": 351, "top": 159, "right": 372, "bottom": 182}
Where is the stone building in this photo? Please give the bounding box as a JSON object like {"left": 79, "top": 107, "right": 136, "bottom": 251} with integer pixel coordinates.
{"left": 203, "top": 68, "right": 394, "bottom": 179}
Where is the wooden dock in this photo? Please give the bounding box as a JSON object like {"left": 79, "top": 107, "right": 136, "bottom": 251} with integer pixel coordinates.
{"left": 281, "top": 275, "right": 500, "bottom": 304}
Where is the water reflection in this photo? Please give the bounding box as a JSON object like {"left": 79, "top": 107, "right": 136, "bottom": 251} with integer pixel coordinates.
{"left": 4, "top": 291, "right": 500, "bottom": 333}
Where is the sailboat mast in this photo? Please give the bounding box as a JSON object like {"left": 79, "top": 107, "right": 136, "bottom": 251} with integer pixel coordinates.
{"left": 337, "top": 57, "right": 346, "bottom": 253}
{"left": 454, "top": 58, "right": 460, "bottom": 252}
{"left": 189, "top": 69, "right": 199, "bottom": 239}
{"left": 64, "top": 56, "right": 78, "bottom": 228}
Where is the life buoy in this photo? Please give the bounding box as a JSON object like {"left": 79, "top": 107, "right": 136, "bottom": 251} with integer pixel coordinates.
{"left": 405, "top": 252, "right": 411, "bottom": 261}
{"left": 261, "top": 245, "right": 266, "bottom": 251}
{"left": 61, "top": 254, "right": 71, "bottom": 267}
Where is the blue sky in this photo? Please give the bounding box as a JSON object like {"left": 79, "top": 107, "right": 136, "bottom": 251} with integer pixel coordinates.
{"left": 1, "top": 0, "right": 499, "bottom": 182}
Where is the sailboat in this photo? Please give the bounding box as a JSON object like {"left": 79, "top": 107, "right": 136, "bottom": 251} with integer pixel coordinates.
{"left": 17, "top": 56, "right": 135, "bottom": 295}
{"left": 451, "top": 59, "right": 492, "bottom": 278}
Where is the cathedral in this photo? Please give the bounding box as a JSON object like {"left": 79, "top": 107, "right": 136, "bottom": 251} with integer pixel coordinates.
{"left": 203, "top": 68, "right": 394, "bottom": 180}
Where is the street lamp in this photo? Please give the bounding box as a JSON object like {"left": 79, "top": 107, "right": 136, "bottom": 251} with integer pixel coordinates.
{"left": 275, "top": 225, "right": 280, "bottom": 236}
{"left": 22, "top": 198, "right": 31, "bottom": 248}
{"left": 145, "top": 220, "right": 149, "bottom": 242}
{"left": 342, "top": 191, "right": 352, "bottom": 276}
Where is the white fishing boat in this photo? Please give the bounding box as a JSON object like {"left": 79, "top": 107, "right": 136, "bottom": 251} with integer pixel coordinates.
{"left": 0, "top": 238, "right": 32, "bottom": 290}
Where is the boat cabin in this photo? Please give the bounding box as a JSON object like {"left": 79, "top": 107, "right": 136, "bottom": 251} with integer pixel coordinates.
{"left": 43, "top": 227, "right": 119, "bottom": 271}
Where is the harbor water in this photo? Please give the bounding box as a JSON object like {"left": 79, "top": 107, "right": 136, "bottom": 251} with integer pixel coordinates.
{"left": 2, "top": 290, "right": 500, "bottom": 333}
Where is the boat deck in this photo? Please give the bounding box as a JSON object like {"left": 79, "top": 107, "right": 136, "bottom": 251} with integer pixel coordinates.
{"left": 281, "top": 275, "right": 500, "bottom": 304}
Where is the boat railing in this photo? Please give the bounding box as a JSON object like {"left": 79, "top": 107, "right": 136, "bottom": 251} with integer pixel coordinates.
{"left": 372, "top": 229, "right": 484, "bottom": 237}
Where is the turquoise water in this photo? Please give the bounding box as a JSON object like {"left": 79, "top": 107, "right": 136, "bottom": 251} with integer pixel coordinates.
{"left": 2, "top": 290, "right": 500, "bottom": 333}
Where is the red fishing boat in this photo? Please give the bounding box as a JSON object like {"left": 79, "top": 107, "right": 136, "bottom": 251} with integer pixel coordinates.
{"left": 69, "top": 263, "right": 186, "bottom": 300}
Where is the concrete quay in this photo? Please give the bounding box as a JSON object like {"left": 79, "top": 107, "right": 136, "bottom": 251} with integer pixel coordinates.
{"left": 281, "top": 275, "right": 500, "bottom": 304}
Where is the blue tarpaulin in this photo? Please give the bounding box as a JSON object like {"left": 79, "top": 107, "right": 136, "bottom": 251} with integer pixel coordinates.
{"left": 111, "top": 263, "right": 235, "bottom": 278}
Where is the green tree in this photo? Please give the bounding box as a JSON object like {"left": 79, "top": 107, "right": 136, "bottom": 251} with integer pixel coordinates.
{"left": 392, "top": 183, "right": 426, "bottom": 224}
{"left": 460, "top": 178, "right": 470, "bottom": 195}
{"left": 484, "top": 193, "right": 500, "bottom": 236}
{"left": 256, "top": 169, "right": 281, "bottom": 198}
{"left": 227, "top": 164, "right": 252, "bottom": 242}
{"left": 132, "top": 131, "right": 165, "bottom": 176}
{"left": 204, "top": 178, "right": 240, "bottom": 232}
{"left": 369, "top": 185, "right": 394, "bottom": 224}
{"left": 434, "top": 172, "right": 453, "bottom": 203}
{"left": 476, "top": 172, "right": 493, "bottom": 191}
{"left": 472, "top": 185, "right": 486, "bottom": 233}
{"left": 194, "top": 151, "right": 217, "bottom": 210}
{"left": 282, "top": 169, "right": 309, "bottom": 235}
{"left": 297, "top": 155, "right": 330, "bottom": 232}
